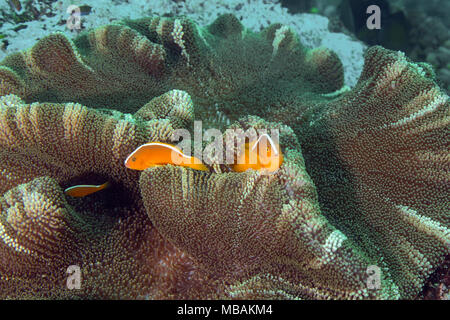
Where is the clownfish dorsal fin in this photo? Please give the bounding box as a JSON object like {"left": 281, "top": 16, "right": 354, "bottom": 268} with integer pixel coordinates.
{"left": 251, "top": 133, "right": 279, "bottom": 156}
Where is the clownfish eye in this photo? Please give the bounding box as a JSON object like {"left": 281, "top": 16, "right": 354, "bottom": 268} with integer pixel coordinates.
{"left": 260, "top": 146, "right": 270, "bottom": 153}
{"left": 132, "top": 157, "right": 136, "bottom": 162}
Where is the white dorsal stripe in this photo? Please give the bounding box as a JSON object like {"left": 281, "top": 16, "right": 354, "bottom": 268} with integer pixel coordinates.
{"left": 65, "top": 184, "right": 103, "bottom": 192}
{"left": 124, "top": 142, "right": 192, "bottom": 166}
{"left": 251, "top": 134, "right": 279, "bottom": 156}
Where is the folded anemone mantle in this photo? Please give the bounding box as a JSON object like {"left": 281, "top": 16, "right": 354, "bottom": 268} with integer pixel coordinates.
{"left": 0, "top": 14, "right": 448, "bottom": 299}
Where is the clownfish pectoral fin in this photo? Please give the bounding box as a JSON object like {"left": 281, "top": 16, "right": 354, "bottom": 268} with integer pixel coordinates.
{"left": 64, "top": 181, "right": 110, "bottom": 198}
{"left": 124, "top": 142, "right": 208, "bottom": 171}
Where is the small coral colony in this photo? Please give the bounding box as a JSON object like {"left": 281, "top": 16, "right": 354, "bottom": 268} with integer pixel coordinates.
{"left": 0, "top": 12, "right": 448, "bottom": 299}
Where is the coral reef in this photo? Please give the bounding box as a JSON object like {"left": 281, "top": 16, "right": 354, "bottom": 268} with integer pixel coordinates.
{"left": 298, "top": 46, "right": 450, "bottom": 298}
{"left": 0, "top": 14, "right": 344, "bottom": 123}
{"left": 0, "top": 0, "right": 365, "bottom": 87}
{"left": 140, "top": 117, "right": 396, "bottom": 299}
{"left": 406, "top": 11, "right": 450, "bottom": 93}
{"left": 0, "top": 91, "right": 214, "bottom": 299}
{"left": 0, "top": 14, "right": 448, "bottom": 299}
{"left": 319, "top": 0, "right": 450, "bottom": 93}
{"left": 299, "top": 0, "right": 450, "bottom": 94}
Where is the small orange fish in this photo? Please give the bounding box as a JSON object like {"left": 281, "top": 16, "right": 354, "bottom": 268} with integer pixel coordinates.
{"left": 124, "top": 142, "right": 208, "bottom": 171}
{"left": 232, "top": 133, "right": 283, "bottom": 173}
{"left": 64, "top": 181, "right": 110, "bottom": 197}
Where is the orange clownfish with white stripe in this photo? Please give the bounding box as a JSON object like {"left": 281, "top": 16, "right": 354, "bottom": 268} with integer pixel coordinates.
{"left": 232, "top": 133, "right": 283, "bottom": 173}
{"left": 64, "top": 181, "right": 110, "bottom": 198}
{"left": 65, "top": 135, "right": 283, "bottom": 198}
{"left": 124, "top": 142, "right": 208, "bottom": 171}
{"left": 125, "top": 134, "right": 283, "bottom": 173}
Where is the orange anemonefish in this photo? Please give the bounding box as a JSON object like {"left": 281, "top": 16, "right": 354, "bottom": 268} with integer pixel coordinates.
{"left": 124, "top": 142, "right": 208, "bottom": 171}
{"left": 232, "top": 133, "right": 283, "bottom": 173}
{"left": 66, "top": 135, "right": 282, "bottom": 198}
{"left": 64, "top": 181, "right": 110, "bottom": 197}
